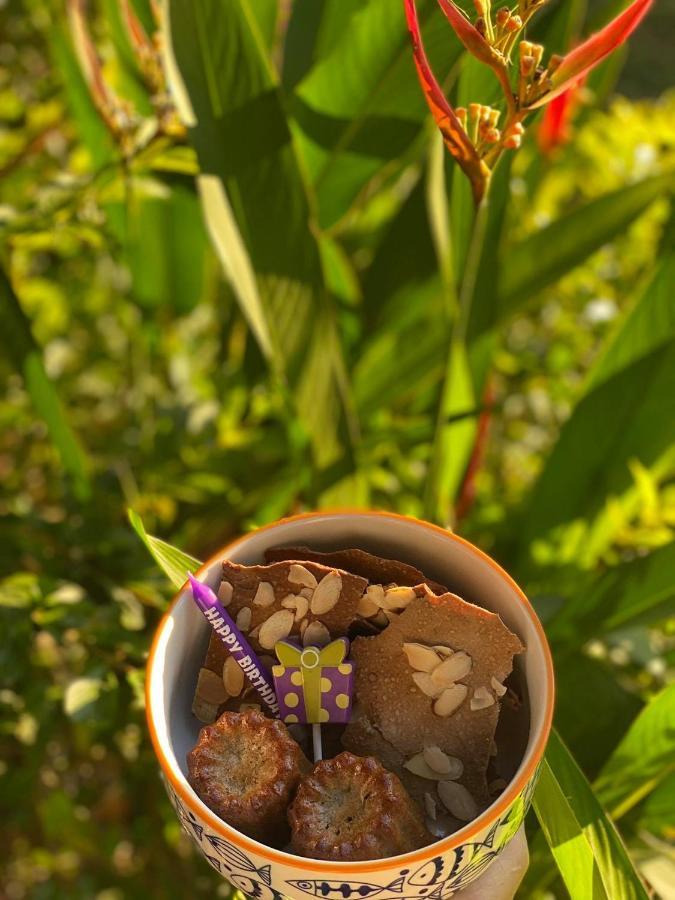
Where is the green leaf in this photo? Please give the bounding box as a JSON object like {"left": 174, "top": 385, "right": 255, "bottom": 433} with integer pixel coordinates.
{"left": 63, "top": 677, "right": 103, "bottom": 719}
{"left": 127, "top": 509, "right": 201, "bottom": 589}
{"left": 496, "top": 173, "right": 673, "bottom": 328}
{"left": 595, "top": 683, "right": 675, "bottom": 820}
{"left": 588, "top": 213, "right": 675, "bottom": 389}
{"left": 554, "top": 654, "right": 643, "bottom": 777}
{"left": 521, "top": 340, "right": 675, "bottom": 548}
{"left": 533, "top": 729, "right": 650, "bottom": 900}
{"left": 549, "top": 541, "right": 675, "bottom": 645}
{"left": 292, "top": 0, "right": 463, "bottom": 228}
{"left": 0, "top": 268, "right": 91, "bottom": 500}
{"left": 165, "top": 0, "right": 356, "bottom": 464}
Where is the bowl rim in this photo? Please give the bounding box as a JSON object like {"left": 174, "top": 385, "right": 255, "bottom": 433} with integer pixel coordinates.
{"left": 146, "top": 509, "right": 555, "bottom": 873}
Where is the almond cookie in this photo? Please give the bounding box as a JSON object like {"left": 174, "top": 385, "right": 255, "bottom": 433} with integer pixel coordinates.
{"left": 342, "top": 585, "right": 523, "bottom": 806}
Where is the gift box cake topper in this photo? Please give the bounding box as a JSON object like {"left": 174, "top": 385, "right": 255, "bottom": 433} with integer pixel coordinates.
{"left": 272, "top": 637, "right": 354, "bottom": 726}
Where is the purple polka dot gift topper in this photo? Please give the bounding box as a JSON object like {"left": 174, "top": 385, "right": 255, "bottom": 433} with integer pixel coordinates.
{"left": 272, "top": 638, "right": 354, "bottom": 728}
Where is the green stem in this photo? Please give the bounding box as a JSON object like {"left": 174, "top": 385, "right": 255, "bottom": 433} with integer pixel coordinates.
{"left": 422, "top": 185, "right": 492, "bottom": 525}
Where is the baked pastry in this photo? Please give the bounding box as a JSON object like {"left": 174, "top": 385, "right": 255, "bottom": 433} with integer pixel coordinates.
{"left": 187, "top": 709, "right": 310, "bottom": 843}
{"left": 289, "top": 751, "right": 431, "bottom": 860}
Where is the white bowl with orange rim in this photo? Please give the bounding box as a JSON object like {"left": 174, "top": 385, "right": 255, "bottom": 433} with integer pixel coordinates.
{"left": 146, "top": 511, "right": 554, "bottom": 899}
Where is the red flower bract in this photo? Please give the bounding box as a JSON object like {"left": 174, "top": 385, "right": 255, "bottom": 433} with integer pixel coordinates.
{"left": 528, "top": 0, "right": 653, "bottom": 108}
{"left": 403, "top": 0, "right": 488, "bottom": 203}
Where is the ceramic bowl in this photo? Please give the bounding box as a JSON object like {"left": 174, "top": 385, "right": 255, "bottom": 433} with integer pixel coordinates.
{"left": 146, "top": 511, "right": 554, "bottom": 899}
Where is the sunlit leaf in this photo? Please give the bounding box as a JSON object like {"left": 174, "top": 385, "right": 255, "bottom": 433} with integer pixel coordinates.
{"left": 595, "top": 683, "right": 675, "bottom": 819}
{"left": 533, "top": 729, "right": 650, "bottom": 900}
{"left": 164, "top": 0, "right": 357, "bottom": 464}
{"left": 293, "top": 0, "right": 464, "bottom": 227}
{"left": 128, "top": 508, "right": 201, "bottom": 588}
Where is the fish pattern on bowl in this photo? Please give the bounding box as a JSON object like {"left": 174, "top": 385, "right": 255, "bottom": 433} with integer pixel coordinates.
{"left": 163, "top": 769, "right": 539, "bottom": 900}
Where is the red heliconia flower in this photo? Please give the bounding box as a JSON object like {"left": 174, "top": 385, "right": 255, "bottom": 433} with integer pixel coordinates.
{"left": 528, "top": 0, "right": 653, "bottom": 108}
{"left": 404, "top": 0, "right": 489, "bottom": 204}
{"left": 537, "top": 79, "right": 584, "bottom": 155}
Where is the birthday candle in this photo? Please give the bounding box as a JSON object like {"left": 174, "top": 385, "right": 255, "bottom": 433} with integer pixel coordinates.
{"left": 188, "top": 573, "right": 279, "bottom": 717}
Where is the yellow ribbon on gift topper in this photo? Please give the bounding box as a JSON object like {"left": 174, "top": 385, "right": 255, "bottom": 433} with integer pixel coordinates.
{"left": 274, "top": 638, "right": 349, "bottom": 723}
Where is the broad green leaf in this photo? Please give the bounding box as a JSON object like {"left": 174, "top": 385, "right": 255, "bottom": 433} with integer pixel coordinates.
{"left": 521, "top": 340, "right": 675, "bottom": 547}
{"left": 638, "top": 770, "right": 675, "bottom": 839}
{"left": 63, "top": 677, "right": 103, "bottom": 718}
{"left": 248, "top": 0, "right": 279, "bottom": 52}
{"left": 588, "top": 213, "right": 675, "bottom": 389}
{"left": 293, "top": 0, "right": 463, "bottom": 228}
{"left": 165, "top": 0, "right": 356, "bottom": 464}
{"left": 282, "top": 0, "right": 362, "bottom": 90}
{"left": 496, "top": 173, "right": 673, "bottom": 328}
{"left": 0, "top": 268, "right": 91, "bottom": 501}
{"left": 533, "top": 729, "right": 650, "bottom": 900}
{"left": 549, "top": 540, "right": 675, "bottom": 645}
{"left": 595, "top": 683, "right": 675, "bottom": 820}
{"left": 120, "top": 184, "right": 212, "bottom": 313}
{"left": 128, "top": 509, "right": 201, "bottom": 588}
{"left": 554, "top": 654, "right": 642, "bottom": 777}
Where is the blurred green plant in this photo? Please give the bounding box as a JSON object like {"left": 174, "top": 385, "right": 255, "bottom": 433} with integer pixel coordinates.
{"left": 1, "top": 0, "right": 674, "bottom": 898}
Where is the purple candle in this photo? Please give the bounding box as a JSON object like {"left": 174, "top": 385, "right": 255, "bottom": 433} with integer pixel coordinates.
{"left": 188, "top": 573, "right": 279, "bottom": 717}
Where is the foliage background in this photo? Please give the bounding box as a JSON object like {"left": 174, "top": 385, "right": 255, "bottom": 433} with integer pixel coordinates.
{"left": 1, "top": 0, "right": 674, "bottom": 898}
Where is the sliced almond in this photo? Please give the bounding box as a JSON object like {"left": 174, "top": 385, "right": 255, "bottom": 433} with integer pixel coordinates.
{"left": 430, "top": 651, "right": 473, "bottom": 687}
{"left": 437, "top": 781, "right": 477, "bottom": 821}
{"left": 235, "top": 607, "right": 251, "bottom": 631}
{"left": 470, "top": 686, "right": 495, "bottom": 711}
{"left": 310, "top": 571, "right": 342, "bottom": 615}
{"left": 489, "top": 778, "right": 508, "bottom": 796}
{"left": 191, "top": 695, "right": 219, "bottom": 724}
{"left": 195, "top": 667, "right": 228, "bottom": 705}
{"left": 381, "top": 585, "right": 416, "bottom": 611}
{"left": 288, "top": 564, "right": 318, "bottom": 589}
{"left": 299, "top": 618, "right": 309, "bottom": 637}
{"left": 366, "top": 584, "right": 385, "bottom": 605}
{"left": 252, "top": 582, "right": 275, "bottom": 607}
{"left": 303, "top": 620, "right": 331, "bottom": 647}
{"left": 217, "top": 581, "right": 233, "bottom": 606}
{"left": 433, "top": 684, "right": 468, "bottom": 717}
{"left": 491, "top": 676, "right": 507, "bottom": 697}
{"left": 403, "top": 753, "right": 441, "bottom": 780}
{"left": 403, "top": 642, "right": 442, "bottom": 673}
{"left": 412, "top": 672, "right": 444, "bottom": 699}
{"left": 299, "top": 587, "right": 314, "bottom": 600}
{"left": 293, "top": 596, "right": 309, "bottom": 621}
{"left": 258, "top": 609, "right": 295, "bottom": 649}
{"left": 433, "top": 644, "right": 454, "bottom": 657}
{"left": 357, "top": 592, "right": 381, "bottom": 618}
{"left": 422, "top": 746, "right": 463, "bottom": 780}
{"left": 424, "top": 792, "right": 437, "bottom": 820}
{"left": 223, "top": 656, "right": 245, "bottom": 696}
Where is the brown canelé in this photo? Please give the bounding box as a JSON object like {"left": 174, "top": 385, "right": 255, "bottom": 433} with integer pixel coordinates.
{"left": 187, "top": 709, "right": 310, "bottom": 844}
{"left": 289, "top": 751, "right": 431, "bottom": 861}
